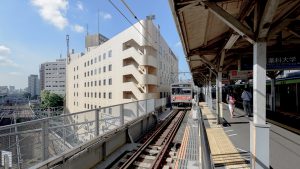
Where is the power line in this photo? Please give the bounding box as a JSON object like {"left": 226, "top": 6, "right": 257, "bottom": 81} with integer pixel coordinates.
{"left": 119, "top": 0, "right": 156, "bottom": 44}
{"left": 107, "top": 0, "right": 154, "bottom": 46}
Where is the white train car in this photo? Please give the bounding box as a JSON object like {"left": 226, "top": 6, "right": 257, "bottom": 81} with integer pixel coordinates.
{"left": 171, "top": 82, "right": 193, "bottom": 109}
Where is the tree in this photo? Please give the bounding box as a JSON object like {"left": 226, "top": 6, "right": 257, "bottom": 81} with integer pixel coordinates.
{"left": 41, "top": 90, "right": 64, "bottom": 108}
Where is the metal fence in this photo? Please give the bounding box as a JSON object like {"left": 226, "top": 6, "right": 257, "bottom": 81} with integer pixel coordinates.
{"left": 0, "top": 98, "right": 166, "bottom": 169}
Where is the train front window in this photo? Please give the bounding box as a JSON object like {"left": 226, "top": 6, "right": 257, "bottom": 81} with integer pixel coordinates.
{"left": 172, "top": 88, "right": 191, "bottom": 94}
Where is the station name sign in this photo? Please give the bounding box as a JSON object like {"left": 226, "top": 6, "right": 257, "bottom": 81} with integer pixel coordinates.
{"left": 241, "top": 52, "right": 300, "bottom": 70}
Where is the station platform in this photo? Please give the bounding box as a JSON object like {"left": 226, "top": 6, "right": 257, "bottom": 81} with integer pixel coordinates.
{"left": 208, "top": 100, "right": 300, "bottom": 169}
{"left": 200, "top": 102, "right": 250, "bottom": 169}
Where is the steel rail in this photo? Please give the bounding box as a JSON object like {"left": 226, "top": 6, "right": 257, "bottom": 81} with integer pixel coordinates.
{"left": 119, "top": 110, "right": 179, "bottom": 169}
{"left": 151, "top": 110, "right": 186, "bottom": 169}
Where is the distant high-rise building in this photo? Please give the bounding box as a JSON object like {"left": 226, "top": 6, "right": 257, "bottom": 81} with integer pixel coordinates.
{"left": 40, "top": 59, "right": 66, "bottom": 95}
{"left": 28, "top": 74, "right": 40, "bottom": 97}
{"left": 66, "top": 19, "right": 178, "bottom": 113}
{"left": 9, "top": 86, "right": 15, "bottom": 92}
{"left": 0, "top": 86, "right": 9, "bottom": 96}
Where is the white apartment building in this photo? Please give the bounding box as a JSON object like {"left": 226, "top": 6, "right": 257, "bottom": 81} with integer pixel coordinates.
{"left": 40, "top": 59, "right": 66, "bottom": 95}
{"left": 66, "top": 19, "right": 178, "bottom": 114}
{"left": 28, "top": 74, "right": 40, "bottom": 97}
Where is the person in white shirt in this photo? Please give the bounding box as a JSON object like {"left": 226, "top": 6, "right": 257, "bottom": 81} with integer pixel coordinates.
{"left": 241, "top": 87, "right": 252, "bottom": 117}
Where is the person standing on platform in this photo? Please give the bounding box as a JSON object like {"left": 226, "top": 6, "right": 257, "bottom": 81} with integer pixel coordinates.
{"left": 226, "top": 90, "right": 236, "bottom": 118}
{"left": 241, "top": 87, "right": 252, "bottom": 117}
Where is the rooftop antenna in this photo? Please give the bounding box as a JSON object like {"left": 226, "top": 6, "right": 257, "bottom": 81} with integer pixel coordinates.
{"left": 97, "top": 9, "right": 100, "bottom": 35}
{"left": 86, "top": 24, "right": 89, "bottom": 36}
{"left": 66, "top": 35, "right": 70, "bottom": 63}
{"left": 60, "top": 53, "right": 62, "bottom": 59}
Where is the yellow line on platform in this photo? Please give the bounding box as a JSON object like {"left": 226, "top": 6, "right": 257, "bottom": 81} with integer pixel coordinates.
{"left": 199, "top": 102, "right": 250, "bottom": 169}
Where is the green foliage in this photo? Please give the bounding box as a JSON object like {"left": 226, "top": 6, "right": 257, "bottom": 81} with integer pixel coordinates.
{"left": 41, "top": 90, "right": 64, "bottom": 108}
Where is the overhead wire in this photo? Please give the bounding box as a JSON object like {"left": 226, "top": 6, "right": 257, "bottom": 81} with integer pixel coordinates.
{"left": 107, "top": 0, "right": 155, "bottom": 46}
{"left": 119, "top": 0, "right": 158, "bottom": 45}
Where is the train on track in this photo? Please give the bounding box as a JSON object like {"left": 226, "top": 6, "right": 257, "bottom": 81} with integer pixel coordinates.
{"left": 170, "top": 82, "right": 194, "bottom": 109}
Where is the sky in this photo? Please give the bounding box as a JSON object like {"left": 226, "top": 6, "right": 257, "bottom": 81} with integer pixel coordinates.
{"left": 0, "top": 0, "right": 190, "bottom": 89}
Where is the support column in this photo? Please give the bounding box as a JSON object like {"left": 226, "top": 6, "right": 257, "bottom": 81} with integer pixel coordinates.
{"left": 216, "top": 75, "right": 220, "bottom": 122}
{"left": 208, "top": 77, "right": 212, "bottom": 110}
{"left": 251, "top": 41, "right": 270, "bottom": 169}
{"left": 218, "top": 72, "right": 223, "bottom": 119}
{"left": 271, "top": 78, "right": 276, "bottom": 112}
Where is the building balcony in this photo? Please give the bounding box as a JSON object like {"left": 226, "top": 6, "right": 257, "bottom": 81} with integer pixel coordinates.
{"left": 123, "top": 65, "right": 157, "bottom": 85}
{"left": 123, "top": 47, "right": 157, "bottom": 68}
{"left": 122, "top": 82, "right": 159, "bottom": 100}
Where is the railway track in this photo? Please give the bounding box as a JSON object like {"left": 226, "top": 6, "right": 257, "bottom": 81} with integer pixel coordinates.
{"left": 118, "top": 110, "right": 186, "bottom": 169}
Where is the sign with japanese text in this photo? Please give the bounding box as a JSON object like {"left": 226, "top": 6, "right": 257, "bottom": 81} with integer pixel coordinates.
{"left": 229, "top": 70, "right": 252, "bottom": 80}
{"left": 240, "top": 51, "right": 300, "bottom": 70}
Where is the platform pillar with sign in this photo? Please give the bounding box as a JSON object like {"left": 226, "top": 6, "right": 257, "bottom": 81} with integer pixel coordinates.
{"left": 251, "top": 41, "right": 270, "bottom": 169}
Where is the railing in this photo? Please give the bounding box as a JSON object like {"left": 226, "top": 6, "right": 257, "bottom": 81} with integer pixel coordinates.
{"left": 0, "top": 98, "right": 167, "bottom": 169}
{"left": 193, "top": 92, "right": 215, "bottom": 169}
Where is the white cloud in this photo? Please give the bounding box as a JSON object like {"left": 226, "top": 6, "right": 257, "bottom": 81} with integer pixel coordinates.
{"left": 99, "top": 11, "right": 112, "bottom": 20}
{"left": 0, "top": 45, "right": 11, "bottom": 56}
{"left": 9, "top": 72, "right": 22, "bottom": 76}
{"left": 31, "top": 0, "right": 69, "bottom": 30}
{"left": 175, "top": 41, "right": 182, "bottom": 47}
{"left": 72, "top": 24, "right": 84, "bottom": 33}
{"left": 0, "top": 56, "right": 19, "bottom": 67}
{"left": 77, "top": 1, "right": 83, "bottom": 11}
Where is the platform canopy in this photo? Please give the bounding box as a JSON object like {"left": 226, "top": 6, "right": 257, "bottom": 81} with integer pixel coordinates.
{"left": 169, "top": 0, "right": 300, "bottom": 86}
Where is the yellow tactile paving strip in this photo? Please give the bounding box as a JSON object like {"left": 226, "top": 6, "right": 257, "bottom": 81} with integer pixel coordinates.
{"left": 199, "top": 102, "right": 250, "bottom": 169}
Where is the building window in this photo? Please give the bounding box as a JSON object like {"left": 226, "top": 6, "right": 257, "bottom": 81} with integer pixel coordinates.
{"left": 74, "top": 67, "right": 75, "bottom": 71}
{"left": 84, "top": 92, "right": 86, "bottom": 97}
{"left": 87, "top": 104, "right": 89, "bottom": 109}
{"left": 77, "top": 92, "right": 78, "bottom": 96}
{"left": 77, "top": 66, "right": 79, "bottom": 70}
{"left": 87, "top": 61, "right": 89, "bottom": 66}
{"left": 103, "top": 79, "right": 106, "bottom": 85}
{"left": 109, "top": 78, "right": 112, "bottom": 85}
{"left": 103, "top": 53, "right": 106, "bottom": 60}
{"left": 91, "top": 92, "right": 93, "bottom": 98}
{"left": 74, "top": 92, "right": 75, "bottom": 96}
{"left": 103, "top": 92, "right": 106, "bottom": 98}
{"left": 74, "top": 76, "right": 75, "bottom": 80}
{"left": 87, "top": 71, "right": 89, "bottom": 76}
{"left": 94, "top": 80, "right": 97, "bottom": 86}
{"left": 103, "top": 66, "right": 106, "bottom": 72}
{"left": 74, "top": 84, "right": 75, "bottom": 88}
{"left": 109, "top": 64, "right": 112, "bottom": 71}
{"left": 84, "top": 72, "right": 86, "bottom": 77}
{"left": 94, "top": 57, "right": 97, "bottom": 63}
{"left": 84, "top": 62, "right": 86, "bottom": 67}
{"left": 99, "top": 92, "right": 101, "bottom": 98}
{"left": 109, "top": 107, "right": 112, "bottom": 114}
{"left": 87, "top": 92, "right": 89, "bottom": 97}
{"left": 88, "top": 82, "right": 90, "bottom": 87}
{"left": 91, "top": 70, "right": 93, "bottom": 76}
{"left": 84, "top": 103, "right": 86, "bottom": 108}
{"left": 94, "top": 92, "right": 97, "bottom": 98}
{"left": 109, "top": 92, "right": 112, "bottom": 99}
{"left": 98, "top": 55, "right": 101, "bottom": 61}
{"left": 91, "top": 59, "right": 93, "bottom": 65}
{"left": 84, "top": 82, "right": 86, "bottom": 87}
{"left": 108, "top": 50, "right": 112, "bottom": 58}
{"left": 91, "top": 81, "right": 93, "bottom": 87}
{"left": 99, "top": 67, "right": 101, "bottom": 74}
{"left": 99, "top": 80, "right": 101, "bottom": 86}
{"left": 77, "top": 75, "right": 78, "bottom": 79}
